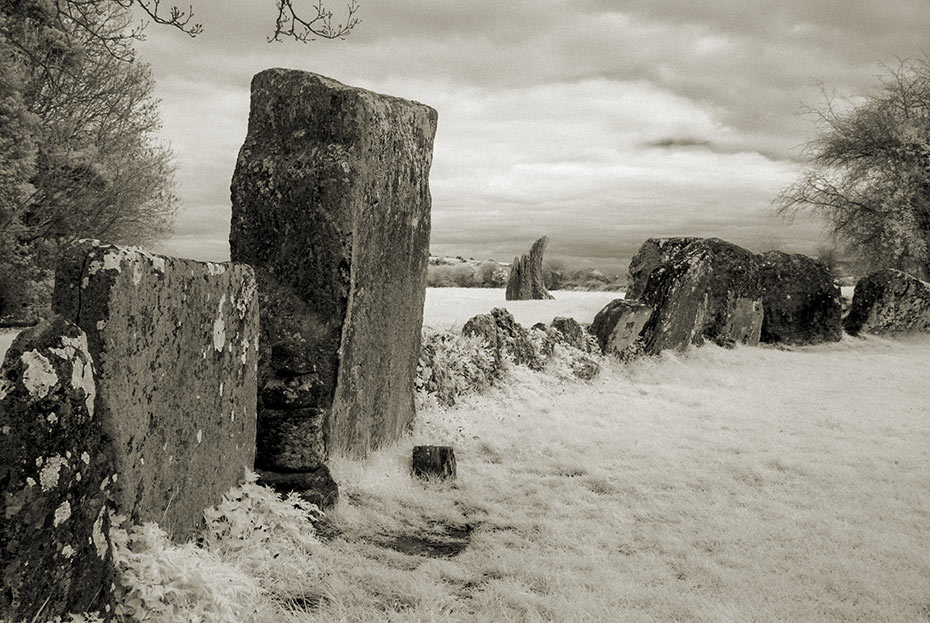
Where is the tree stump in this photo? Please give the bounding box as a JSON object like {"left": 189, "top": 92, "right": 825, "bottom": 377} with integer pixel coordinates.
{"left": 412, "top": 445, "right": 457, "bottom": 480}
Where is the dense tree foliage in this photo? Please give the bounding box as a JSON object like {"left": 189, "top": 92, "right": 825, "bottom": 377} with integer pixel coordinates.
{"left": 1, "top": 0, "right": 359, "bottom": 316}
{"left": 0, "top": 1, "right": 179, "bottom": 315}
{"left": 780, "top": 58, "right": 930, "bottom": 280}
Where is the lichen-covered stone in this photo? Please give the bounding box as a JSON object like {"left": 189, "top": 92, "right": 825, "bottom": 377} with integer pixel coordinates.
{"left": 638, "top": 238, "right": 764, "bottom": 353}
{"left": 590, "top": 299, "right": 654, "bottom": 356}
{"left": 261, "top": 374, "right": 327, "bottom": 410}
{"left": 844, "top": 269, "right": 930, "bottom": 335}
{"left": 230, "top": 68, "right": 436, "bottom": 458}
{"left": 506, "top": 236, "right": 554, "bottom": 300}
{"left": 0, "top": 318, "right": 116, "bottom": 621}
{"left": 550, "top": 316, "right": 587, "bottom": 351}
{"left": 463, "top": 308, "right": 550, "bottom": 371}
{"left": 256, "top": 407, "right": 327, "bottom": 472}
{"left": 627, "top": 237, "right": 701, "bottom": 300}
{"left": 757, "top": 251, "right": 843, "bottom": 345}
{"left": 52, "top": 241, "right": 258, "bottom": 540}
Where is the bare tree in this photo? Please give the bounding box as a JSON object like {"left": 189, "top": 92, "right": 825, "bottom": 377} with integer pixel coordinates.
{"left": 779, "top": 58, "right": 930, "bottom": 280}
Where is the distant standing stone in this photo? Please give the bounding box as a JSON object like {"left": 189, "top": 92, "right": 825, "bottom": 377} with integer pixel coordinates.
{"left": 506, "top": 236, "right": 554, "bottom": 300}
{"left": 412, "top": 445, "right": 457, "bottom": 480}
{"left": 844, "top": 269, "right": 930, "bottom": 335}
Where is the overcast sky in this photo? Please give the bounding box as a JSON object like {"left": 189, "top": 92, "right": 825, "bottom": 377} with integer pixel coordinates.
{"left": 136, "top": 0, "right": 930, "bottom": 272}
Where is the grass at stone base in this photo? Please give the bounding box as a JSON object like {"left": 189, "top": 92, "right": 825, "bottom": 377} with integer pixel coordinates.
{"left": 45, "top": 333, "right": 930, "bottom": 622}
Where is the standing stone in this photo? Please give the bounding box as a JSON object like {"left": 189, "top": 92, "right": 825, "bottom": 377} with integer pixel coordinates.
{"left": 627, "top": 237, "right": 701, "bottom": 300}
{"left": 637, "top": 238, "right": 764, "bottom": 353}
{"left": 506, "top": 236, "right": 554, "bottom": 300}
{"left": 0, "top": 318, "right": 116, "bottom": 622}
{"left": 412, "top": 445, "right": 457, "bottom": 480}
{"left": 590, "top": 299, "right": 654, "bottom": 356}
{"left": 757, "top": 251, "right": 843, "bottom": 345}
{"left": 230, "top": 69, "right": 437, "bottom": 460}
{"left": 52, "top": 241, "right": 258, "bottom": 541}
{"left": 844, "top": 269, "right": 930, "bottom": 335}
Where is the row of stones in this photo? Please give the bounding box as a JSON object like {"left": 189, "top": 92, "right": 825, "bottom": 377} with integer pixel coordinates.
{"left": 592, "top": 237, "right": 930, "bottom": 358}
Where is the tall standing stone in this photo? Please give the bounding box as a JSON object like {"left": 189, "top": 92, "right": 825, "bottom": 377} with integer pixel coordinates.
{"left": 52, "top": 241, "right": 258, "bottom": 540}
{"left": 506, "top": 236, "right": 554, "bottom": 300}
{"left": 230, "top": 68, "right": 437, "bottom": 458}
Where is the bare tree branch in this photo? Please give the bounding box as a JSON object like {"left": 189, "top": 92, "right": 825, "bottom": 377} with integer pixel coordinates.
{"left": 270, "top": 0, "right": 360, "bottom": 43}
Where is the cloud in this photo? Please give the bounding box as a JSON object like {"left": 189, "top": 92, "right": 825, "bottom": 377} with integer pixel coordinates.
{"left": 131, "top": 0, "right": 930, "bottom": 270}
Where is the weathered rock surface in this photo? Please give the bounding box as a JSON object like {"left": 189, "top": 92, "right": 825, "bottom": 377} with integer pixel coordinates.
{"left": 757, "top": 251, "right": 843, "bottom": 345}
{"left": 590, "top": 299, "right": 654, "bottom": 356}
{"left": 255, "top": 407, "right": 327, "bottom": 472}
{"left": 52, "top": 241, "right": 258, "bottom": 540}
{"left": 230, "top": 68, "right": 437, "bottom": 458}
{"left": 637, "top": 238, "right": 764, "bottom": 353}
{"left": 412, "top": 445, "right": 457, "bottom": 480}
{"left": 463, "top": 307, "right": 549, "bottom": 370}
{"left": 550, "top": 316, "right": 587, "bottom": 351}
{"left": 506, "top": 236, "right": 554, "bottom": 300}
{"left": 844, "top": 269, "right": 930, "bottom": 335}
{"left": 627, "top": 237, "right": 701, "bottom": 300}
{"left": 0, "top": 318, "right": 116, "bottom": 622}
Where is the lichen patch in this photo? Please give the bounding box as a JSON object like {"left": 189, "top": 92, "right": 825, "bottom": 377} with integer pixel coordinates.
{"left": 53, "top": 500, "right": 72, "bottom": 526}
{"left": 22, "top": 350, "right": 58, "bottom": 398}
{"left": 213, "top": 295, "right": 227, "bottom": 352}
{"left": 39, "top": 455, "right": 68, "bottom": 491}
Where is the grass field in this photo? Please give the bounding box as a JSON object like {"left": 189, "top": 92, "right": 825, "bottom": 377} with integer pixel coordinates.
{"left": 7, "top": 290, "right": 930, "bottom": 622}
{"left": 317, "top": 332, "right": 930, "bottom": 622}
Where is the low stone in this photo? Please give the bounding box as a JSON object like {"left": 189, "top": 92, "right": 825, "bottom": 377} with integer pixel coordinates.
{"left": 256, "top": 465, "right": 339, "bottom": 510}
{"left": 757, "top": 251, "right": 843, "bottom": 345}
{"left": 412, "top": 445, "right": 457, "bottom": 480}
{"left": 627, "top": 237, "right": 702, "bottom": 300}
{"left": 637, "top": 238, "right": 764, "bottom": 353}
{"left": 255, "top": 407, "right": 327, "bottom": 473}
{"left": 0, "top": 318, "right": 116, "bottom": 621}
{"left": 550, "top": 316, "right": 587, "bottom": 350}
{"left": 589, "top": 299, "right": 653, "bottom": 356}
{"left": 462, "top": 313, "right": 504, "bottom": 369}
{"left": 261, "top": 374, "right": 327, "bottom": 410}
{"left": 844, "top": 269, "right": 930, "bottom": 335}
{"left": 491, "top": 308, "right": 547, "bottom": 369}
{"left": 506, "top": 236, "right": 554, "bottom": 300}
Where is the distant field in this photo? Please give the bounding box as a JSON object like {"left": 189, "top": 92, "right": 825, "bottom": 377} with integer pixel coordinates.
{"left": 423, "top": 288, "right": 623, "bottom": 329}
